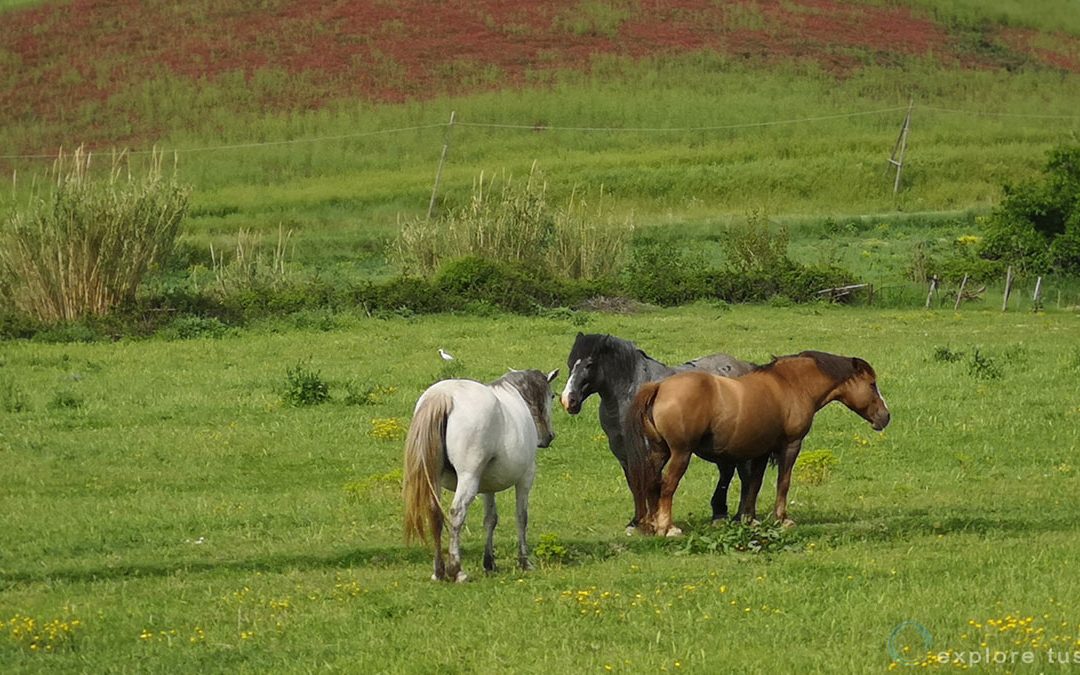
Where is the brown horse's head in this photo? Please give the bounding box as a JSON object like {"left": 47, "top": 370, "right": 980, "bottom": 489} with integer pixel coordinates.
{"left": 819, "top": 354, "right": 890, "bottom": 431}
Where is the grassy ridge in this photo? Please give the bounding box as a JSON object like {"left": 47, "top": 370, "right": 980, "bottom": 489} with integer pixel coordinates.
{"left": 22, "top": 59, "right": 1065, "bottom": 263}
{"left": 1, "top": 305, "right": 1079, "bottom": 671}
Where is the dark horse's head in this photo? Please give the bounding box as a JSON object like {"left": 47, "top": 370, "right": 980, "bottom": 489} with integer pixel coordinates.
{"left": 560, "top": 333, "right": 640, "bottom": 414}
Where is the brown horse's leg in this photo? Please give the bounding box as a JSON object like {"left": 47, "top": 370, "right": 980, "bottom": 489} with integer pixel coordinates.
{"left": 773, "top": 441, "right": 802, "bottom": 527}
{"left": 735, "top": 454, "right": 769, "bottom": 523}
{"left": 655, "top": 448, "right": 693, "bottom": 537}
{"left": 642, "top": 442, "right": 670, "bottom": 534}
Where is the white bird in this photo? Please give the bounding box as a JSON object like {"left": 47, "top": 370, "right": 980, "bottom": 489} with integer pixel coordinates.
{"left": 438, "top": 348, "right": 455, "bottom": 361}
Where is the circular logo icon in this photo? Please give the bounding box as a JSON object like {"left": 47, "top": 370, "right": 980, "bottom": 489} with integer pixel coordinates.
{"left": 887, "top": 620, "right": 933, "bottom": 666}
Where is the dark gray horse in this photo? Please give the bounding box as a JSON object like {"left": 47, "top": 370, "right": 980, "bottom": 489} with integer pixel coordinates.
{"left": 560, "top": 332, "right": 755, "bottom": 528}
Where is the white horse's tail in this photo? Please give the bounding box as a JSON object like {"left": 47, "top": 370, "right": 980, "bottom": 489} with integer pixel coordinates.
{"left": 403, "top": 390, "right": 453, "bottom": 544}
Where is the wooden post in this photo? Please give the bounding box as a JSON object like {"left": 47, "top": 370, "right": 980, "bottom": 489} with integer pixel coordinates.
{"left": 427, "top": 110, "right": 456, "bottom": 220}
{"left": 925, "top": 275, "right": 938, "bottom": 309}
{"left": 1001, "top": 266, "right": 1013, "bottom": 311}
{"left": 1032, "top": 275, "right": 1043, "bottom": 311}
{"left": 954, "top": 274, "right": 968, "bottom": 310}
{"left": 887, "top": 97, "right": 913, "bottom": 195}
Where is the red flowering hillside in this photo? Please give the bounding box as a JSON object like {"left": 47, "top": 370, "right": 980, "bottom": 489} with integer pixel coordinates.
{"left": 1, "top": 0, "right": 1079, "bottom": 154}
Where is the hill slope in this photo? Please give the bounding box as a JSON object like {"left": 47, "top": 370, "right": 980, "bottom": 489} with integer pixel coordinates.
{"left": 3, "top": 0, "right": 1080, "bottom": 155}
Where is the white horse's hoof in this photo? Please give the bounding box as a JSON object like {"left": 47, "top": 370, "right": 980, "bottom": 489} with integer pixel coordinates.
{"left": 780, "top": 518, "right": 796, "bottom": 529}
{"left": 625, "top": 525, "right": 637, "bottom": 536}
{"left": 665, "top": 526, "right": 683, "bottom": 537}
{"left": 454, "top": 571, "right": 469, "bottom": 583}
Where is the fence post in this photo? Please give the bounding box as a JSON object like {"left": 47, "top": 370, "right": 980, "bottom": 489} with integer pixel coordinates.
{"left": 954, "top": 274, "right": 968, "bottom": 310}
{"left": 925, "top": 275, "right": 938, "bottom": 309}
{"left": 427, "top": 110, "right": 456, "bottom": 220}
{"left": 1001, "top": 265, "right": 1013, "bottom": 311}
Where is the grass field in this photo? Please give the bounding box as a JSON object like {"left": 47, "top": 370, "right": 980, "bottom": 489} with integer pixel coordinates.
{"left": 2, "top": 305, "right": 1079, "bottom": 672}
{"left": 3, "top": 1, "right": 1080, "bottom": 671}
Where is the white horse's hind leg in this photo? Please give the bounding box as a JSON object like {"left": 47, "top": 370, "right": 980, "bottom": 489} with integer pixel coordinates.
{"left": 431, "top": 503, "right": 446, "bottom": 581}
{"left": 482, "top": 493, "right": 498, "bottom": 573}
{"left": 515, "top": 478, "right": 534, "bottom": 571}
{"left": 447, "top": 473, "right": 481, "bottom": 583}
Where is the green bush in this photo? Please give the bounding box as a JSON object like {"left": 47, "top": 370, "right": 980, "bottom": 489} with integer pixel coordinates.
{"left": 0, "top": 147, "right": 190, "bottom": 323}
{"left": 710, "top": 261, "right": 852, "bottom": 304}
{"left": 282, "top": 359, "right": 330, "bottom": 406}
{"left": 724, "top": 209, "right": 790, "bottom": 274}
{"left": 161, "top": 316, "right": 229, "bottom": 340}
{"left": 393, "top": 167, "right": 632, "bottom": 280}
{"left": 620, "top": 241, "right": 710, "bottom": 306}
{"left": 979, "top": 144, "right": 1080, "bottom": 275}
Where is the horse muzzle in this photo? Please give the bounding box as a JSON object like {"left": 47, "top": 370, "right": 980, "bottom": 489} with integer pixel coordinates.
{"left": 538, "top": 432, "right": 555, "bottom": 448}
{"left": 561, "top": 394, "right": 581, "bottom": 415}
{"left": 871, "top": 410, "right": 891, "bottom": 431}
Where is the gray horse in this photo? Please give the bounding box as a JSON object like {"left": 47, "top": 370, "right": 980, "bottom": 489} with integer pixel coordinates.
{"left": 560, "top": 333, "right": 755, "bottom": 528}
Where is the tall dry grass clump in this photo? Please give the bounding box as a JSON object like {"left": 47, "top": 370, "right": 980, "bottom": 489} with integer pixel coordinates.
{"left": 393, "top": 164, "right": 633, "bottom": 279}
{"left": 0, "top": 147, "right": 190, "bottom": 323}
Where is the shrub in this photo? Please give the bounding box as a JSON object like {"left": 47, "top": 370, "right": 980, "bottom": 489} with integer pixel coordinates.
{"left": 282, "top": 359, "right": 330, "bottom": 406}
{"left": 979, "top": 144, "right": 1080, "bottom": 275}
{"left": 794, "top": 449, "right": 839, "bottom": 485}
{"left": 435, "top": 256, "right": 569, "bottom": 314}
{"left": 393, "top": 166, "right": 632, "bottom": 280}
{"left": 673, "top": 520, "right": 793, "bottom": 555}
{"left": 710, "top": 261, "right": 852, "bottom": 304}
{"left": 0, "top": 147, "right": 190, "bottom": 323}
{"left": 1, "top": 376, "right": 29, "bottom": 413}
{"left": 932, "top": 345, "right": 965, "bottom": 363}
{"left": 620, "top": 241, "right": 710, "bottom": 306}
{"left": 534, "top": 533, "right": 571, "bottom": 566}
{"left": 48, "top": 389, "right": 83, "bottom": 411}
{"left": 344, "top": 382, "right": 397, "bottom": 406}
{"left": 724, "top": 209, "right": 790, "bottom": 274}
{"left": 204, "top": 226, "right": 293, "bottom": 297}
{"left": 967, "top": 348, "right": 1003, "bottom": 380}
{"left": 713, "top": 210, "right": 855, "bottom": 303}
{"left": 161, "top": 316, "right": 229, "bottom": 340}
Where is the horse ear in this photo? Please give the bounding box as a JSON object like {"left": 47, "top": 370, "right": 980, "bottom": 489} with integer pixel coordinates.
{"left": 546, "top": 369, "right": 559, "bottom": 383}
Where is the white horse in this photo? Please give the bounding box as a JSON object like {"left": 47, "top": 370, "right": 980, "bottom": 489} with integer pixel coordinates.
{"left": 403, "top": 368, "right": 558, "bottom": 582}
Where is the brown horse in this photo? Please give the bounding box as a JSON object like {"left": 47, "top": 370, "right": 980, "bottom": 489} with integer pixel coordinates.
{"left": 625, "top": 351, "right": 890, "bottom": 536}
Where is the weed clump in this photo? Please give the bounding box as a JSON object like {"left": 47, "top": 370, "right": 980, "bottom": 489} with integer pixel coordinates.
{"left": 282, "top": 359, "right": 330, "bottom": 406}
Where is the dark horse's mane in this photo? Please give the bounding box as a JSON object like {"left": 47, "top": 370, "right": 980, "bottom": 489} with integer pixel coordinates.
{"left": 754, "top": 350, "right": 873, "bottom": 383}
{"left": 568, "top": 333, "right": 659, "bottom": 374}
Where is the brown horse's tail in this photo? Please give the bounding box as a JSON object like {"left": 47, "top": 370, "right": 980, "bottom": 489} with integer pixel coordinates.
{"left": 402, "top": 391, "right": 452, "bottom": 544}
{"left": 624, "top": 381, "right": 663, "bottom": 516}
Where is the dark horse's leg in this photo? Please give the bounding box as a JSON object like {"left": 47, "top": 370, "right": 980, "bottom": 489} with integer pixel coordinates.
{"left": 735, "top": 454, "right": 770, "bottom": 523}
{"left": 619, "top": 458, "right": 639, "bottom": 531}
{"left": 710, "top": 460, "right": 737, "bottom": 521}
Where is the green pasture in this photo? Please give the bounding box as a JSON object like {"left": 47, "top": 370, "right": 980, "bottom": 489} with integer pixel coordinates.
{"left": 2, "top": 305, "right": 1079, "bottom": 672}
{"left": 5, "top": 59, "right": 1080, "bottom": 261}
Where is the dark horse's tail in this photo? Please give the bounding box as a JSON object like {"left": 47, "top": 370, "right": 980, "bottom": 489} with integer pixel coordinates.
{"left": 624, "top": 381, "right": 663, "bottom": 526}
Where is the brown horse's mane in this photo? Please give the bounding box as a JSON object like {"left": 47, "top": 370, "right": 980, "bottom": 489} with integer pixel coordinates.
{"left": 754, "top": 350, "right": 872, "bottom": 384}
